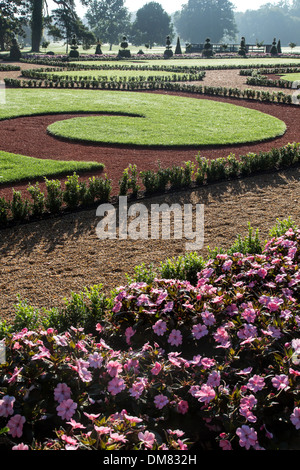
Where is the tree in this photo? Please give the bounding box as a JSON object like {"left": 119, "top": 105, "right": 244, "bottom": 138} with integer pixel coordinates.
{"left": 48, "top": 5, "right": 95, "bottom": 53}
{"left": 85, "top": 0, "right": 130, "bottom": 50}
{"left": 30, "top": 0, "right": 90, "bottom": 52}
{"left": 0, "top": 0, "right": 28, "bottom": 51}
{"left": 131, "top": 2, "right": 174, "bottom": 48}
{"left": 234, "top": 3, "right": 300, "bottom": 46}
{"left": 174, "top": 0, "right": 237, "bottom": 44}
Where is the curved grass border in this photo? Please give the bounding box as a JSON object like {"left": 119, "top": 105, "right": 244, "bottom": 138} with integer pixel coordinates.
{"left": 0, "top": 151, "right": 104, "bottom": 185}
{"left": 0, "top": 89, "right": 287, "bottom": 148}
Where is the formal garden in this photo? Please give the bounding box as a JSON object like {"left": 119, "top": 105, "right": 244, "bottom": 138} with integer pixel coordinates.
{"left": 0, "top": 39, "right": 300, "bottom": 452}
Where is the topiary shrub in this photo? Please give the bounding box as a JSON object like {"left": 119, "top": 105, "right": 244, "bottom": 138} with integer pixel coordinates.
{"left": 164, "top": 35, "right": 173, "bottom": 59}
{"left": 69, "top": 34, "right": 79, "bottom": 58}
{"left": 202, "top": 38, "right": 213, "bottom": 58}
{"left": 118, "top": 36, "right": 131, "bottom": 59}
{"left": 270, "top": 38, "right": 278, "bottom": 56}
{"left": 238, "top": 36, "right": 247, "bottom": 57}
{"left": 9, "top": 37, "right": 22, "bottom": 61}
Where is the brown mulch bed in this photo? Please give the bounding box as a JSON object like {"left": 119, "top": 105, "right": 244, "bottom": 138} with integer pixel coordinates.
{"left": 0, "top": 65, "right": 300, "bottom": 322}
{"left": 0, "top": 92, "right": 299, "bottom": 199}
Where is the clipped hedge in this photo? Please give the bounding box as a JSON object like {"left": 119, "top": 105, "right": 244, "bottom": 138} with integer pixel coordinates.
{"left": 0, "top": 173, "right": 112, "bottom": 228}
{"left": 1, "top": 143, "right": 300, "bottom": 229}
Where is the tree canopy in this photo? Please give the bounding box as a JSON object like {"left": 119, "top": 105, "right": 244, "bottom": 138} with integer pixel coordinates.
{"left": 174, "top": 0, "right": 237, "bottom": 44}
{"left": 131, "top": 2, "right": 174, "bottom": 47}
{"left": 0, "top": 0, "right": 28, "bottom": 50}
{"left": 235, "top": 2, "right": 300, "bottom": 46}
{"left": 85, "top": 0, "right": 130, "bottom": 49}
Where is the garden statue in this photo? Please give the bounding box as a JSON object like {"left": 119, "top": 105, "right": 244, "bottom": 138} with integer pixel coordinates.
{"left": 202, "top": 38, "right": 213, "bottom": 57}
{"left": 69, "top": 34, "right": 79, "bottom": 58}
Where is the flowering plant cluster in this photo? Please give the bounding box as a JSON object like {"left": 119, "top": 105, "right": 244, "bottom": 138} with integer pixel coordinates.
{"left": 0, "top": 228, "right": 299, "bottom": 450}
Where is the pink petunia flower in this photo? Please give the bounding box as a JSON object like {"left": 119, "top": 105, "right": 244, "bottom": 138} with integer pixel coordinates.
{"left": 271, "top": 374, "right": 290, "bottom": 391}
{"left": 54, "top": 383, "right": 71, "bottom": 403}
{"left": 290, "top": 407, "right": 300, "bottom": 430}
{"left": 138, "top": 430, "right": 156, "bottom": 449}
{"left": 107, "top": 360, "right": 123, "bottom": 377}
{"left": 192, "top": 323, "right": 208, "bottom": 339}
{"left": 247, "top": 375, "right": 265, "bottom": 393}
{"left": 129, "top": 378, "right": 147, "bottom": 399}
{"left": 152, "top": 319, "right": 167, "bottom": 336}
{"left": 107, "top": 377, "right": 126, "bottom": 396}
{"left": 12, "top": 443, "right": 29, "bottom": 450}
{"left": 177, "top": 400, "right": 189, "bottom": 414}
{"left": 151, "top": 362, "right": 162, "bottom": 375}
{"left": 236, "top": 425, "right": 258, "bottom": 450}
{"left": 88, "top": 352, "right": 103, "bottom": 369}
{"left": 195, "top": 384, "right": 215, "bottom": 404}
{"left": 154, "top": 394, "right": 169, "bottom": 410}
{"left": 7, "top": 414, "right": 26, "bottom": 438}
{"left": 168, "top": 329, "right": 182, "bottom": 347}
{"left": 56, "top": 399, "right": 77, "bottom": 421}
{"left": 125, "top": 327, "right": 135, "bottom": 345}
{"left": 0, "top": 395, "right": 15, "bottom": 418}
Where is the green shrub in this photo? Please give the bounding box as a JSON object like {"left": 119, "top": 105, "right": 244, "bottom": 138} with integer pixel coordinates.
{"left": 0, "top": 197, "right": 10, "bottom": 227}
{"left": 160, "top": 251, "right": 205, "bottom": 285}
{"left": 10, "top": 189, "right": 30, "bottom": 221}
{"left": 63, "top": 172, "right": 85, "bottom": 210}
{"left": 126, "top": 263, "right": 157, "bottom": 285}
{"left": 27, "top": 182, "right": 45, "bottom": 217}
{"left": 44, "top": 178, "right": 63, "bottom": 213}
{"left": 87, "top": 175, "right": 112, "bottom": 203}
{"left": 228, "top": 223, "right": 262, "bottom": 255}
{"left": 268, "top": 216, "right": 297, "bottom": 238}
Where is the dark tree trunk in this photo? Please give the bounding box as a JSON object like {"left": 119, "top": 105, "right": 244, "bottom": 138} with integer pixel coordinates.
{"left": 31, "top": 0, "right": 44, "bottom": 52}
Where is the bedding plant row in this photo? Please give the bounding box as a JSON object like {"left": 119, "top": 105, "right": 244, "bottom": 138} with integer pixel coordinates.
{"left": 1, "top": 143, "right": 300, "bottom": 229}
{"left": 0, "top": 217, "right": 299, "bottom": 450}
{"left": 3, "top": 77, "right": 296, "bottom": 104}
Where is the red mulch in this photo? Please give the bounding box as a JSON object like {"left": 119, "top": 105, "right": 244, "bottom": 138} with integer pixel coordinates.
{"left": 0, "top": 90, "right": 299, "bottom": 198}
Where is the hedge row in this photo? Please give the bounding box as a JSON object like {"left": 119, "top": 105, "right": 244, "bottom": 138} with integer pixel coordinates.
{"left": 21, "top": 63, "right": 206, "bottom": 74}
{"left": 19, "top": 56, "right": 300, "bottom": 71}
{"left": 1, "top": 143, "right": 299, "bottom": 229}
{"left": 0, "top": 64, "right": 20, "bottom": 71}
{"left": 19, "top": 68, "right": 206, "bottom": 84}
{"left": 3, "top": 77, "right": 295, "bottom": 103}
{"left": 0, "top": 173, "right": 112, "bottom": 228}
{"left": 240, "top": 66, "right": 300, "bottom": 76}
{"left": 246, "top": 75, "right": 294, "bottom": 89}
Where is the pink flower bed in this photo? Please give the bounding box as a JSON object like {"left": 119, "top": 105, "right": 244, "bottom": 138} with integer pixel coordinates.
{"left": 0, "top": 228, "right": 299, "bottom": 450}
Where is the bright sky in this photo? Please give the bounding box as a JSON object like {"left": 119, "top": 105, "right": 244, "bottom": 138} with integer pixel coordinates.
{"left": 123, "top": 0, "right": 271, "bottom": 14}
{"left": 70, "top": 0, "right": 276, "bottom": 16}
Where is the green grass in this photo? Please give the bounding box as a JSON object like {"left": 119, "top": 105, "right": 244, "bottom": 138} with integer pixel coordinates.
{"left": 0, "top": 150, "right": 103, "bottom": 184}
{"left": 0, "top": 89, "right": 286, "bottom": 148}
{"left": 43, "top": 69, "right": 190, "bottom": 80}
{"left": 279, "top": 72, "right": 300, "bottom": 82}
{"left": 72, "top": 57, "right": 300, "bottom": 69}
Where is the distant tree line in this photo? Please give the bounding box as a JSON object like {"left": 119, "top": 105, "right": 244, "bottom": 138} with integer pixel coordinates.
{"left": 1, "top": 0, "right": 300, "bottom": 54}
{"left": 235, "top": 1, "right": 300, "bottom": 47}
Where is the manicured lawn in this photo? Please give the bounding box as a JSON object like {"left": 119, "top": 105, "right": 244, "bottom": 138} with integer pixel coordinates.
{"left": 72, "top": 57, "right": 300, "bottom": 69}
{"left": 43, "top": 69, "right": 191, "bottom": 80}
{"left": 0, "top": 89, "right": 286, "bottom": 148}
{"left": 0, "top": 151, "right": 103, "bottom": 184}
{"left": 279, "top": 72, "right": 300, "bottom": 82}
